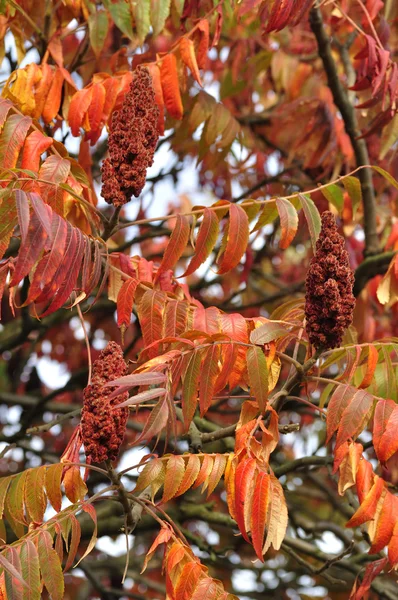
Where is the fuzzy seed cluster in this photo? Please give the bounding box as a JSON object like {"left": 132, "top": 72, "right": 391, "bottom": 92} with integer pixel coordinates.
{"left": 81, "top": 342, "right": 129, "bottom": 463}
{"left": 101, "top": 67, "right": 159, "bottom": 207}
{"left": 305, "top": 211, "right": 355, "bottom": 349}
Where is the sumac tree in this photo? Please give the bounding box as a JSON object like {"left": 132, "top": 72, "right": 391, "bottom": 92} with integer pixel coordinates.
{"left": 0, "top": 1, "right": 397, "bottom": 599}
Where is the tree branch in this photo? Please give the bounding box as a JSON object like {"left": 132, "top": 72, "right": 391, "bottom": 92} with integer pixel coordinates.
{"left": 309, "top": 7, "right": 380, "bottom": 257}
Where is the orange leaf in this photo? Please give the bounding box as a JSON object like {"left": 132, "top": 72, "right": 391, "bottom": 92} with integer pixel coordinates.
{"left": 251, "top": 470, "right": 270, "bottom": 561}
{"left": 359, "top": 344, "right": 378, "bottom": 388}
{"left": 175, "top": 561, "right": 203, "bottom": 600}
{"left": 388, "top": 520, "right": 398, "bottom": 567}
{"left": 206, "top": 454, "right": 227, "bottom": 497}
{"left": 199, "top": 343, "right": 222, "bottom": 416}
{"left": 142, "top": 526, "right": 173, "bottom": 573}
{"left": 376, "top": 404, "right": 398, "bottom": 464}
{"left": 355, "top": 458, "right": 374, "bottom": 504}
{"left": 194, "top": 20, "right": 210, "bottom": 69}
{"left": 68, "top": 87, "right": 94, "bottom": 136}
{"left": 63, "top": 466, "right": 88, "bottom": 503}
{"left": 157, "top": 214, "right": 190, "bottom": 277}
{"left": 179, "top": 37, "right": 202, "bottom": 85}
{"left": 176, "top": 455, "right": 201, "bottom": 497}
{"left": 182, "top": 208, "right": 219, "bottom": 277}
{"left": 41, "top": 68, "right": 64, "bottom": 124}
{"left": 217, "top": 203, "right": 249, "bottom": 274}
{"left": 335, "top": 388, "right": 374, "bottom": 451}
{"left": 160, "top": 53, "right": 183, "bottom": 120}
{"left": 146, "top": 63, "right": 165, "bottom": 135}
{"left": 37, "top": 530, "right": 64, "bottom": 600}
{"left": 86, "top": 82, "right": 106, "bottom": 141}
{"left": 275, "top": 197, "right": 298, "bottom": 249}
{"left": 234, "top": 457, "right": 257, "bottom": 542}
{"left": 369, "top": 491, "right": 396, "bottom": 554}
{"left": 346, "top": 476, "right": 385, "bottom": 528}
{"left": 192, "top": 455, "right": 214, "bottom": 490}
{"left": 162, "top": 455, "right": 186, "bottom": 503}
{"left": 262, "top": 473, "right": 288, "bottom": 553}
{"left": 21, "top": 130, "right": 53, "bottom": 172}
{"left": 45, "top": 464, "right": 63, "bottom": 512}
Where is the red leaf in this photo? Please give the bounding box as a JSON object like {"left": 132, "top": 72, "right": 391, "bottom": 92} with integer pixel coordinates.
{"left": 160, "top": 53, "right": 183, "bottom": 120}
{"left": 217, "top": 203, "right": 249, "bottom": 274}
{"left": 350, "top": 557, "right": 388, "bottom": 600}
{"left": 9, "top": 212, "right": 48, "bottom": 288}
{"left": 26, "top": 213, "right": 68, "bottom": 304}
{"left": 117, "top": 277, "right": 139, "bottom": 330}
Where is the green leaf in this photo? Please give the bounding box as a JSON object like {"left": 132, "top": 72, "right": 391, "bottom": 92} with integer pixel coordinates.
{"left": 88, "top": 10, "right": 109, "bottom": 58}
{"left": 372, "top": 166, "right": 398, "bottom": 190}
{"left": 247, "top": 346, "right": 268, "bottom": 412}
{"left": 20, "top": 540, "right": 41, "bottom": 600}
{"left": 342, "top": 175, "right": 362, "bottom": 217}
{"left": 298, "top": 193, "right": 321, "bottom": 253}
{"left": 132, "top": 0, "right": 151, "bottom": 44}
{"left": 151, "top": 0, "right": 171, "bottom": 36}
{"left": 103, "top": 0, "right": 134, "bottom": 40}
{"left": 275, "top": 197, "right": 298, "bottom": 248}
{"left": 320, "top": 183, "right": 344, "bottom": 214}
{"left": 182, "top": 349, "right": 204, "bottom": 429}
{"left": 37, "top": 530, "right": 64, "bottom": 600}
{"left": 251, "top": 200, "right": 278, "bottom": 232}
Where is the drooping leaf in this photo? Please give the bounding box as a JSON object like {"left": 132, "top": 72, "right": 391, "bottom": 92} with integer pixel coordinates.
{"left": 160, "top": 54, "right": 183, "bottom": 120}
{"left": 157, "top": 214, "right": 190, "bottom": 277}
{"left": 132, "top": 0, "right": 151, "bottom": 44}
{"left": 88, "top": 10, "right": 109, "bottom": 58}
{"left": 299, "top": 193, "right": 321, "bottom": 253}
{"left": 234, "top": 457, "right": 257, "bottom": 543}
{"left": 21, "top": 130, "right": 53, "bottom": 172}
{"left": 182, "top": 208, "right": 219, "bottom": 277}
{"left": 346, "top": 477, "right": 385, "bottom": 528}
{"left": 217, "top": 203, "right": 249, "bottom": 274}
{"left": 251, "top": 470, "right": 270, "bottom": 561}
{"left": 37, "top": 530, "right": 64, "bottom": 600}
{"left": 199, "top": 343, "right": 221, "bottom": 416}
{"left": 0, "top": 113, "right": 32, "bottom": 169}
{"left": 162, "top": 455, "right": 186, "bottom": 503}
{"left": 182, "top": 349, "right": 204, "bottom": 429}
{"left": 20, "top": 540, "right": 40, "bottom": 600}
{"left": 275, "top": 197, "right": 298, "bottom": 249}
{"left": 320, "top": 183, "right": 344, "bottom": 213}
{"left": 247, "top": 346, "right": 268, "bottom": 413}
{"left": 180, "top": 37, "right": 202, "bottom": 86}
